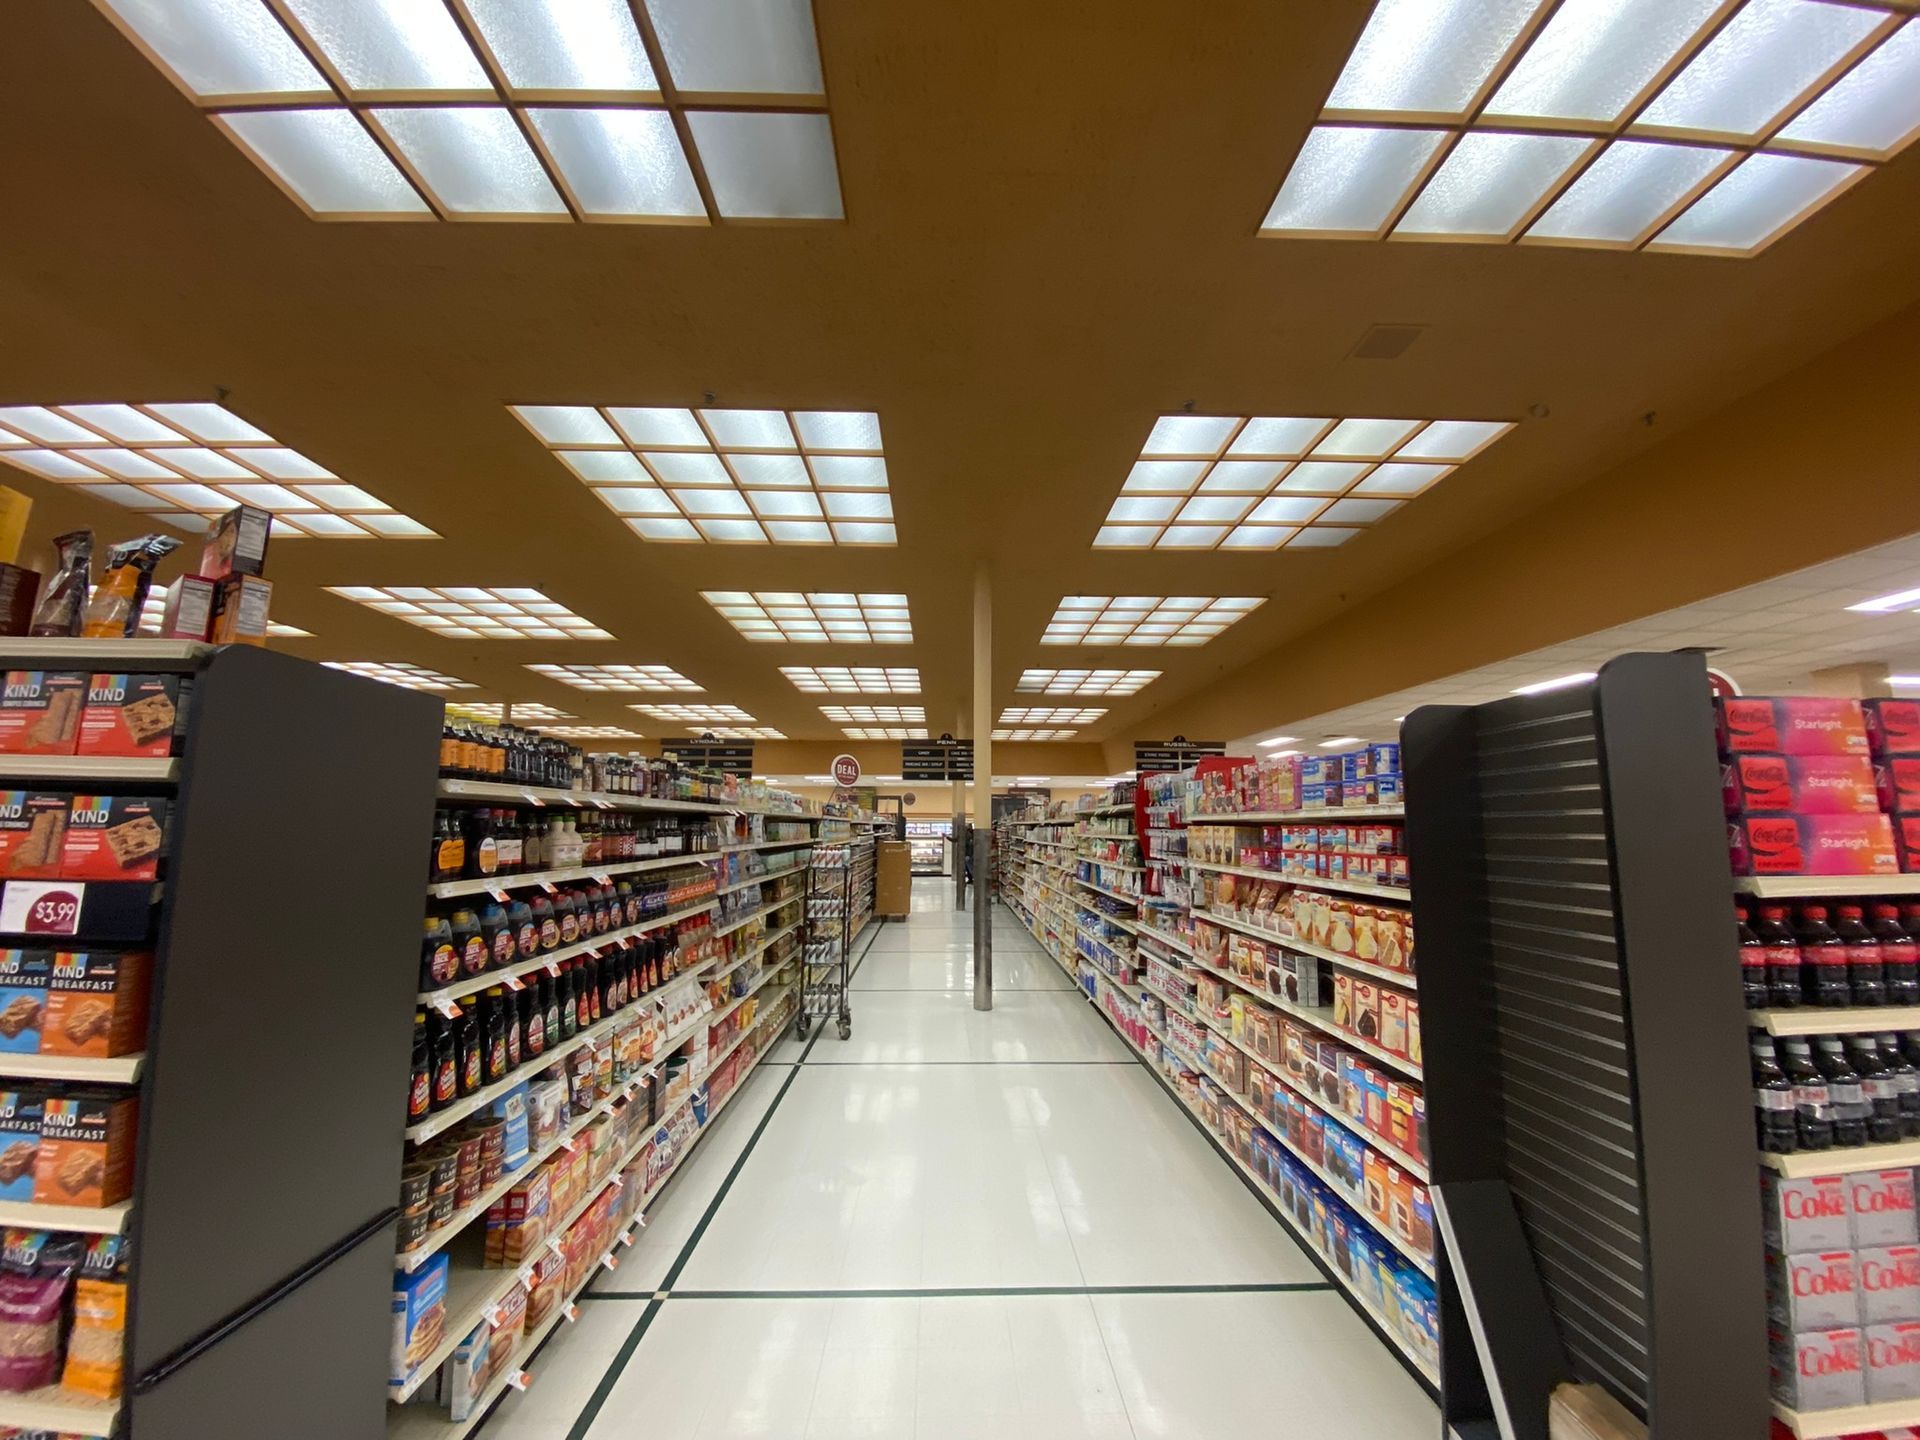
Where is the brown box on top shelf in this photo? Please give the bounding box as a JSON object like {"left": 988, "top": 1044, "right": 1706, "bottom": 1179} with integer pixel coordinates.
{"left": 0, "top": 671, "right": 86, "bottom": 755}
{"left": 42, "top": 950, "right": 152, "bottom": 1058}
{"left": 210, "top": 575, "right": 272, "bottom": 646}
{"left": 34, "top": 1091, "right": 138, "bottom": 1208}
{"left": 200, "top": 504, "right": 270, "bottom": 580}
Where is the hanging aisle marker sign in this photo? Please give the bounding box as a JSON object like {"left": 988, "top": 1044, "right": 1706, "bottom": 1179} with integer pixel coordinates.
{"left": 903, "top": 736, "right": 973, "bottom": 781}
{"left": 1135, "top": 736, "right": 1226, "bottom": 773}
{"left": 831, "top": 753, "right": 861, "bottom": 787}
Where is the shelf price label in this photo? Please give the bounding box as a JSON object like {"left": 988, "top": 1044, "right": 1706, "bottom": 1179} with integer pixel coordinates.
{"left": 0, "top": 882, "right": 86, "bottom": 937}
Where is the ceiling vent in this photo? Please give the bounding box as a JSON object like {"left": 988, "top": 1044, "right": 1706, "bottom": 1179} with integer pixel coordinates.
{"left": 1349, "top": 324, "right": 1426, "bottom": 360}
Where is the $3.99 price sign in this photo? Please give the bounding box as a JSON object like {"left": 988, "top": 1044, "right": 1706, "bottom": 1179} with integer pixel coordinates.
{"left": 0, "top": 881, "right": 87, "bottom": 936}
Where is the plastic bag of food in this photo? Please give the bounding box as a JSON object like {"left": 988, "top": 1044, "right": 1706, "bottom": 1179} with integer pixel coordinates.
{"left": 81, "top": 534, "right": 180, "bottom": 638}
{"left": 27, "top": 530, "right": 91, "bottom": 637}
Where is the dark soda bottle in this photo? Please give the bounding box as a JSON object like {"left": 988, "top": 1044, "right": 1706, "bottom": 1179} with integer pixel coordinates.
{"left": 1738, "top": 906, "right": 1767, "bottom": 1010}
{"left": 1836, "top": 903, "right": 1886, "bottom": 1007}
{"left": 1757, "top": 906, "right": 1802, "bottom": 1009}
{"left": 1875, "top": 904, "right": 1920, "bottom": 1006}
{"left": 1882, "top": 1033, "right": 1920, "bottom": 1139}
{"left": 1780, "top": 1037, "right": 1835, "bottom": 1150}
{"left": 1798, "top": 906, "right": 1852, "bottom": 1008}
{"left": 1752, "top": 1034, "right": 1798, "bottom": 1154}
{"left": 1814, "top": 1035, "right": 1869, "bottom": 1147}
{"left": 1848, "top": 1035, "right": 1902, "bottom": 1143}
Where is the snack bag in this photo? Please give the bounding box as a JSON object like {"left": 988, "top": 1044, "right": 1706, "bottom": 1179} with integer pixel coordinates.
{"left": 27, "top": 531, "right": 90, "bottom": 638}
{"left": 82, "top": 535, "right": 180, "bottom": 639}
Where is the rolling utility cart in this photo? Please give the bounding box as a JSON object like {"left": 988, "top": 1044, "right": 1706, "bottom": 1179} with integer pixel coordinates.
{"left": 798, "top": 833, "right": 875, "bottom": 1041}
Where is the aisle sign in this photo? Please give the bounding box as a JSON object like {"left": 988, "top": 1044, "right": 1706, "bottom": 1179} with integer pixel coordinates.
{"left": 659, "top": 739, "right": 754, "bottom": 775}
{"left": 1135, "top": 738, "right": 1225, "bottom": 773}
{"left": 903, "top": 740, "right": 973, "bottom": 781}
{"left": 831, "top": 753, "right": 862, "bottom": 786}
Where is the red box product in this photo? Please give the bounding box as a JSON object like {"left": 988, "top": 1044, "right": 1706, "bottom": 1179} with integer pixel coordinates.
{"left": 59, "top": 796, "right": 170, "bottom": 882}
{"left": 0, "top": 672, "right": 87, "bottom": 755}
{"left": 1725, "top": 755, "right": 1881, "bottom": 815}
{"left": 1868, "top": 700, "right": 1920, "bottom": 757}
{"left": 1730, "top": 813, "right": 1900, "bottom": 876}
{"left": 1879, "top": 758, "right": 1920, "bottom": 815}
{"left": 1719, "top": 697, "right": 1870, "bottom": 757}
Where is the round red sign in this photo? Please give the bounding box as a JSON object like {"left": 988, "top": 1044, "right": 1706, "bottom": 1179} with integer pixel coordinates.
{"left": 831, "top": 753, "right": 861, "bottom": 787}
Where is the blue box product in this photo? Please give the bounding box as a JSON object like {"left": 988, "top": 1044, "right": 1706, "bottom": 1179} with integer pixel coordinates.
{"left": 0, "top": 1089, "right": 44, "bottom": 1201}
{"left": 0, "top": 950, "right": 50, "bottom": 1054}
{"left": 390, "top": 1253, "right": 449, "bottom": 1388}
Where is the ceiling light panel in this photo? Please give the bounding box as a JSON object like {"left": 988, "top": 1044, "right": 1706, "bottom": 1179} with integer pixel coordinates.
{"left": 322, "top": 660, "right": 477, "bottom": 690}
{"left": 326, "top": 584, "right": 612, "bottom": 639}
{"left": 701, "top": 592, "right": 913, "bottom": 643}
{"left": 1015, "top": 669, "right": 1161, "bottom": 697}
{"left": 1263, "top": 0, "right": 1912, "bottom": 255}
{"left": 93, "top": 0, "right": 843, "bottom": 225}
{"left": 514, "top": 407, "right": 892, "bottom": 546}
{"left": 782, "top": 667, "right": 922, "bottom": 694}
{"left": 524, "top": 663, "right": 700, "bottom": 692}
{"left": 447, "top": 702, "right": 579, "bottom": 723}
{"left": 0, "top": 401, "right": 434, "bottom": 535}
{"left": 1097, "top": 415, "right": 1516, "bottom": 550}
{"left": 819, "top": 705, "right": 927, "bottom": 724}
{"left": 997, "top": 707, "right": 1107, "bottom": 726}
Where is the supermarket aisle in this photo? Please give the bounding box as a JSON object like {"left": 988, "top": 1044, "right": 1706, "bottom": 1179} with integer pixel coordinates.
{"left": 480, "top": 880, "right": 1439, "bottom": 1440}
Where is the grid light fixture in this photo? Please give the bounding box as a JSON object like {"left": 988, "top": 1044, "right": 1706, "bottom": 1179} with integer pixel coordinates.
{"left": 136, "top": 593, "right": 311, "bottom": 637}
{"left": 1263, "top": 0, "right": 1919, "bottom": 256}
{"left": 513, "top": 407, "right": 890, "bottom": 546}
{"left": 1042, "top": 595, "right": 1268, "bottom": 645}
{"left": 992, "top": 728, "right": 1080, "bottom": 742}
{"left": 781, "top": 666, "right": 921, "bottom": 694}
{"left": 446, "top": 701, "right": 578, "bottom": 722}
{"left": 538, "top": 725, "right": 645, "bottom": 740}
{"left": 322, "top": 660, "right": 476, "bottom": 691}
{"left": 998, "top": 707, "right": 1107, "bottom": 726}
{"left": 524, "top": 663, "right": 700, "bottom": 692}
{"left": 1015, "top": 669, "right": 1161, "bottom": 697}
{"left": 93, "top": 0, "right": 843, "bottom": 223}
{"left": 0, "top": 402, "right": 435, "bottom": 536}
{"left": 326, "top": 585, "right": 613, "bottom": 640}
{"left": 702, "top": 592, "right": 912, "bottom": 643}
{"left": 1099, "top": 416, "right": 1516, "bottom": 552}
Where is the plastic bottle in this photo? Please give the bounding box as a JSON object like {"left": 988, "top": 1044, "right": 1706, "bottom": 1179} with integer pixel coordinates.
{"left": 1849, "top": 1035, "right": 1902, "bottom": 1143}
{"left": 1814, "top": 1036, "right": 1869, "bottom": 1147}
{"left": 1756, "top": 906, "right": 1802, "bottom": 1009}
{"left": 1874, "top": 904, "right": 1919, "bottom": 1006}
{"left": 1780, "top": 1037, "right": 1835, "bottom": 1150}
{"left": 1797, "top": 906, "right": 1852, "bottom": 1008}
{"left": 1738, "top": 906, "right": 1767, "bottom": 1009}
{"left": 1836, "top": 904, "right": 1886, "bottom": 1007}
{"left": 1753, "top": 1034, "right": 1798, "bottom": 1154}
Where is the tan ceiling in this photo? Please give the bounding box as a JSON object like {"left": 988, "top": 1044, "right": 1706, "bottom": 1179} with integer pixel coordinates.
{"left": 4, "top": 0, "right": 1920, "bottom": 751}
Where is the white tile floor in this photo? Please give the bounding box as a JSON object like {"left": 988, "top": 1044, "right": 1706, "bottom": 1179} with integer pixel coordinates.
{"left": 474, "top": 880, "right": 1441, "bottom": 1440}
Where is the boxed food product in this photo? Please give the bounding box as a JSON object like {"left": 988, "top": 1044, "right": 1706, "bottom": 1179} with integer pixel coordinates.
{"left": 389, "top": 1253, "right": 448, "bottom": 1389}
{"left": 0, "top": 672, "right": 86, "bottom": 755}
{"left": 34, "top": 1092, "right": 138, "bottom": 1208}
{"left": 77, "top": 674, "right": 190, "bottom": 759}
{"left": 210, "top": 575, "right": 272, "bottom": 646}
{"left": 42, "top": 951, "right": 151, "bottom": 1058}
{"left": 156, "top": 575, "right": 215, "bottom": 641}
{"left": 1724, "top": 755, "right": 1881, "bottom": 815}
{"left": 0, "top": 952, "right": 49, "bottom": 1054}
{"left": 0, "top": 793, "right": 69, "bottom": 881}
{"left": 0, "top": 1090, "right": 44, "bottom": 1202}
{"left": 201, "top": 504, "right": 271, "bottom": 581}
{"left": 1869, "top": 1321, "right": 1920, "bottom": 1401}
{"left": 1867, "top": 700, "right": 1920, "bottom": 757}
{"left": 1720, "top": 697, "right": 1870, "bottom": 757}
{"left": 59, "top": 795, "right": 169, "bottom": 882}
{"left": 1731, "top": 813, "right": 1900, "bottom": 876}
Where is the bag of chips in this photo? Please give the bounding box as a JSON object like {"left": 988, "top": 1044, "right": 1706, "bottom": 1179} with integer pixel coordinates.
{"left": 82, "top": 534, "right": 180, "bottom": 639}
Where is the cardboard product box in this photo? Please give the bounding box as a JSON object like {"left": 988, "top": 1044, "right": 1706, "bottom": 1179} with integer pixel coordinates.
{"left": 1869, "top": 1321, "right": 1920, "bottom": 1401}
{"left": 1724, "top": 754, "right": 1881, "bottom": 815}
{"left": 156, "top": 575, "right": 215, "bottom": 641}
{"left": 34, "top": 1091, "right": 138, "bottom": 1208}
{"left": 1770, "top": 1323, "right": 1865, "bottom": 1409}
{"left": 0, "top": 950, "right": 49, "bottom": 1054}
{"left": 0, "top": 1088, "right": 45, "bottom": 1202}
{"left": 1851, "top": 1169, "right": 1920, "bottom": 1246}
{"left": 1766, "top": 1173, "right": 1854, "bottom": 1253}
{"left": 389, "top": 1253, "right": 449, "bottom": 1389}
{"left": 1860, "top": 1246, "right": 1920, "bottom": 1323}
{"left": 1730, "top": 813, "right": 1899, "bottom": 876}
{"left": 1867, "top": 700, "right": 1920, "bottom": 758}
{"left": 1720, "top": 697, "right": 1870, "bottom": 757}
{"left": 201, "top": 504, "right": 271, "bottom": 581}
{"left": 1768, "top": 1249, "right": 1860, "bottom": 1330}
{"left": 43, "top": 951, "right": 151, "bottom": 1059}
{"left": 0, "top": 791, "right": 72, "bottom": 881}
{"left": 211, "top": 574, "right": 272, "bottom": 646}
{"left": 0, "top": 671, "right": 86, "bottom": 755}
{"left": 60, "top": 795, "right": 169, "bottom": 882}
{"left": 77, "top": 673, "right": 191, "bottom": 759}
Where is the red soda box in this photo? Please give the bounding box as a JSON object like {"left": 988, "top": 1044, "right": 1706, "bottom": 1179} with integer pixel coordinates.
{"left": 1852, "top": 1170, "right": 1920, "bottom": 1245}
{"left": 1867, "top": 700, "right": 1920, "bottom": 757}
{"left": 1878, "top": 758, "right": 1920, "bottom": 814}
{"left": 1768, "top": 1249, "right": 1859, "bottom": 1330}
{"left": 1731, "top": 814, "right": 1900, "bottom": 875}
{"left": 1725, "top": 755, "right": 1881, "bottom": 814}
{"left": 1770, "top": 1323, "right": 1865, "bottom": 1409}
{"left": 1765, "top": 1174, "right": 1853, "bottom": 1252}
{"left": 1721, "top": 697, "right": 1871, "bottom": 756}
{"left": 1868, "top": 1321, "right": 1920, "bottom": 1400}
{"left": 1860, "top": 1247, "right": 1920, "bottom": 1324}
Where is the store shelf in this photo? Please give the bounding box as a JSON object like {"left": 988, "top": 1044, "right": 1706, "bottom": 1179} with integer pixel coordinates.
{"left": 1190, "top": 804, "right": 1405, "bottom": 823}
{"left": 0, "top": 1197, "right": 131, "bottom": 1235}
{"left": 1188, "top": 861, "right": 1410, "bottom": 904}
{"left": 1075, "top": 877, "right": 1143, "bottom": 907}
{"left": 417, "top": 900, "right": 720, "bottom": 1010}
{"left": 429, "top": 853, "right": 719, "bottom": 901}
{"left": 0, "top": 1051, "right": 143, "bottom": 1084}
{"left": 1752, "top": 1005, "right": 1920, "bottom": 1036}
{"left": 0, "top": 1387, "right": 121, "bottom": 1434}
{"left": 1760, "top": 1138, "right": 1920, "bottom": 1178}
{"left": 0, "top": 754, "right": 180, "bottom": 783}
{"left": 1732, "top": 874, "right": 1920, "bottom": 898}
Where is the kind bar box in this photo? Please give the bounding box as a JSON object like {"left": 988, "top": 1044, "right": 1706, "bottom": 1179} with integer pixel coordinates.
{"left": 1725, "top": 755, "right": 1881, "bottom": 815}
{"left": 0, "top": 792, "right": 71, "bottom": 881}
{"left": 1766, "top": 1173, "right": 1855, "bottom": 1252}
{"left": 1868, "top": 700, "right": 1920, "bottom": 757}
{"left": 43, "top": 951, "right": 151, "bottom": 1059}
{"left": 1771, "top": 1324, "right": 1865, "bottom": 1409}
{"left": 0, "top": 950, "right": 50, "bottom": 1055}
{"left": 34, "top": 1091, "right": 138, "bottom": 1208}
{"left": 0, "top": 1089, "right": 44, "bottom": 1202}
{"left": 78, "top": 674, "right": 191, "bottom": 759}
{"left": 1721, "top": 697, "right": 1871, "bottom": 757}
{"left": 201, "top": 504, "right": 270, "bottom": 581}
{"left": 0, "top": 671, "right": 86, "bottom": 755}
{"left": 60, "top": 795, "right": 169, "bottom": 881}
{"left": 1730, "top": 813, "right": 1899, "bottom": 876}
{"left": 1769, "top": 1249, "right": 1859, "bottom": 1330}
{"left": 1853, "top": 1170, "right": 1920, "bottom": 1245}
{"left": 156, "top": 575, "right": 214, "bottom": 641}
{"left": 1870, "top": 1321, "right": 1920, "bottom": 1401}
{"left": 210, "top": 574, "right": 272, "bottom": 646}
{"left": 1860, "top": 1247, "right": 1920, "bottom": 1323}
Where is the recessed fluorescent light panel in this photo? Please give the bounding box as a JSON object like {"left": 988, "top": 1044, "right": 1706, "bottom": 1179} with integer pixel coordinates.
{"left": 1041, "top": 595, "right": 1267, "bottom": 643}
{"left": 992, "top": 729, "right": 1079, "bottom": 742}
{"left": 1263, "top": 0, "right": 1910, "bottom": 255}
{"left": 1098, "top": 417, "right": 1517, "bottom": 551}
{"left": 998, "top": 708, "right": 1106, "bottom": 726}
{"left": 94, "top": 0, "right": 844, "bottom": 223}
{"left": 326, "top": 585, "right": 612, "bottom": 639}
{"left": 820, "top": 705, "right": 926, "bottom": 726}
{"left": 524, "top": 663, "right": 701, "bottom": 692}
{"left": 1015, "top": 669, "right": 1161, "bottom": 697}
{"left": 1511, "top": 672, "right": 1598, "bottom": 695}
{"left": 515, "top": 407, "right": 891, "bottom": 546}
{"left": 0, "top": 401, "right": 435, "bottom": 536}
{"left": 539, "top": 725, "right": 645, "bottom": 740}
{"left": 702, "top": 592, "right": 913, "bottom": 643}
{"left": 447, "top": 702, "right": 578, "bottom": 723}
{"left": 322, "top": 660, "right": 476, "bottom": 691}
{"left": 781, "top": 667, "right": 921, "bottom": 694}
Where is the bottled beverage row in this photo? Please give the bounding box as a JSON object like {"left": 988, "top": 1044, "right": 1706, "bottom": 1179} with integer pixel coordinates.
{"left": 428, "top": 806, "right": 743, "bottom": 884}
{"left": 437, "top": 718, "right": 751, "bottom": 802}
{"left": 1739, "top": 900, "right": 1920, "bottom": 1010}
{"left": 421, "top": 879, "right": 716, "bottom": 989}
{"left": 1754, "top": 1030, "right": 1920, "bottom": 1154}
